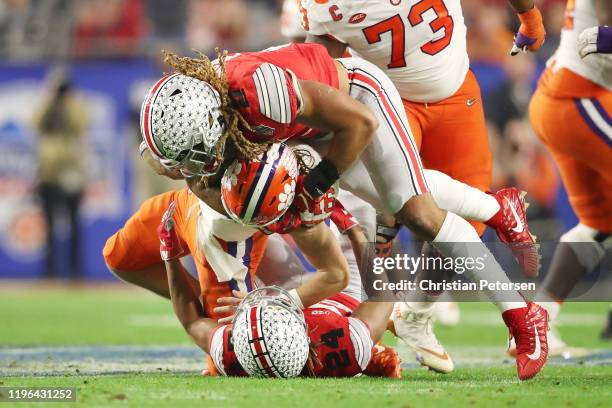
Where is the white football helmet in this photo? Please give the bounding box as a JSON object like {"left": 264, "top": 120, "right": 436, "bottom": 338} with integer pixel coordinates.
{"left": 232, "top": 286, "right": 310, "bottom": 378}
{"left": 140, "top": 73, "right": 225, "bottom": 177}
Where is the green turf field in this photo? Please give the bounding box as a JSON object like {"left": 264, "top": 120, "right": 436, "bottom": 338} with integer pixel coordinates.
{"left": 1, "top": 285, "right": 611, "bottom": 408}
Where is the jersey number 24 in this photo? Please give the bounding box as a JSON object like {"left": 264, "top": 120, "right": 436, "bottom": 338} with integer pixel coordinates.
{"left": 362, "top": 0, "right": 454, "bottom": 68}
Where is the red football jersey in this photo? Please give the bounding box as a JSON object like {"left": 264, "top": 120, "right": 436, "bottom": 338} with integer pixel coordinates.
{"left": 303, "top": 293, "right": 372, "bottom": 378}
{"left": 222, "top": 43, "right": 340, "bottom": 142}
{"left": 209, "top": 292, "right": 373, "bottom": 378}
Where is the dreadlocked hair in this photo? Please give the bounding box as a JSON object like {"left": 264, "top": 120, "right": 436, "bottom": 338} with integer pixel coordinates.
{"left": 162, "top": 49, "right": 271, "bottom": 162}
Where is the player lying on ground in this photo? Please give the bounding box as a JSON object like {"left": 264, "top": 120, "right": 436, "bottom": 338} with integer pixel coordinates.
{"left": 522, "top": 0, "right": 612, "bottom": 357}
{"left": 158, "top": 195, "right": 400, "bottom": 378}
{"left": 140, "top": 43, "right": 547, "bottom": 379}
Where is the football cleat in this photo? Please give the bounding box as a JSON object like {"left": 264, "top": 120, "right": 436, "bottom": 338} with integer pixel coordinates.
{"left": 507, "top": 322, "right": 588, "bottom": 359}
{"left": 502, "top": 302, "right": 549, "bottom": 380}
{"left": 392, "top": 303, "right": 454, "bottom": 374}
{"left": 363, "top": 344, "right": 402, "bottom": 378}
{"left": 433, "top": 302, "right": 461, "bottom": 327}
{"left": 486, "top": 188, "right": 541, "bottom": 278}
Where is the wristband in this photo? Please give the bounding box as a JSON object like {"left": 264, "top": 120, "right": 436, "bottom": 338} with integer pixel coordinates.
{"left": 598, "top": 26, "right": 612, "bottom": 54}
{"left": 288, "top": 288, "right": 305, "bottom": 310}
{"left": 303, "top": 158, "right": 339, "bottom": 198}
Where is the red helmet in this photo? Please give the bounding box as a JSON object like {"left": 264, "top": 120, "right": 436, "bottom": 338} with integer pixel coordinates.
{"left": 221, "top": 143, "right": 299, "bottom": 227}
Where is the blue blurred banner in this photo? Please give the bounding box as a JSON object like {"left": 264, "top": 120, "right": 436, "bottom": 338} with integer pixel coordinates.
{"left": 0, "top": 60, "right": 160, "bottom": 280}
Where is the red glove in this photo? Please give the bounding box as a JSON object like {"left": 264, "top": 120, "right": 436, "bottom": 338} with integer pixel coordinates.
{"left": 375, "top": 219, "right": 401, "bottom": 258}
{"left": 330, "top": 200, "right": 358, "bottom": 234}
{"left": 511, "top": 6, "right": 545, "bottom": 55}
{"left": 157, "top": 201, "right": 184, "bottom": 261}
{"left": 262, "top": 207, "right": 303, "bottom": 235}
{"left": 294, "top": 175, "right": 338, "bottom": 226}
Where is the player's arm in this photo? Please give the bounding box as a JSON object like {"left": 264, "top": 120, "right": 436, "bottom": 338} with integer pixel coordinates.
{"left": 158, "top": 201, "right": 216, "bottom": 353}
{"left": 506, "top": 0, "right": 545, "bottom": 55}
{"left": 165, "top": 257, "right": 217, "bottom": 353}
{"left": 297, "top": 79, "right": 378, "bottom": 195}
{"left": 305, "top": 34, "right": 348, "bottom": 58}
{"left": 289, "top": 221, "right": 350, "bottom": 307}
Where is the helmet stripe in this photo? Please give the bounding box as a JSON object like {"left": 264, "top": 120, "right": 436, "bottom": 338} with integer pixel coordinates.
{"left": 247, "top": 306, "right": 278, "bottom": 377}
{"left": 242, "top": 144, "right": 285, "bottom": 224}
{"left": 141, "top": 73, "right": 179, "bottom": 158}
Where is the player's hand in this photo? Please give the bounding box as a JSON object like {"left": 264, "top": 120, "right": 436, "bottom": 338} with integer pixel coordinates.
{"left": 294, "top": 175, "right": 338, "bottom": 226}
{"left": 511, "top": 6, "right": 545, "bottom": 56}
{"left": 157, "top": 201, "right": 184, "bottom": 261}
{"left": 330, "top": 200, "right": 358, "bottom": 234}
{"left": 578, "top": 26, "right": 612, "bottom": 58}
{"left": 262, "top": 207, "right": 303, "bottom": 234}
{"left": 214, "top": 290, "right": 246, "bottom": 324}
{"left": 375, "top": 215, "right": 401, "bottom": 258}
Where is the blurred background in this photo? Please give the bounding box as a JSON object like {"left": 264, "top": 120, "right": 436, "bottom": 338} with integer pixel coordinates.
{"left": 0, "top": 0, "right": 575, "bottom": 280}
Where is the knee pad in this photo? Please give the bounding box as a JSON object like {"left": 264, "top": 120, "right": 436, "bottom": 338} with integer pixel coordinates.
{"left": 560, "top": 224, "right": 612, "bottom": 270}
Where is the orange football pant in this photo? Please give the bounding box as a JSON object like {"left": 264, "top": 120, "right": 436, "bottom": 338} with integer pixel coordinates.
{"left": 529, "top": 68, "right": 612, "bottom": 232}
{"left": 403, "top": 70, "right": 493, "bottom": 235}
{"left": 103, "top": 188, "right": 268, "bottom": 318}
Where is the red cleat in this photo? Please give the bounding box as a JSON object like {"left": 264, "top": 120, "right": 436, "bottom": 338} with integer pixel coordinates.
{"left": 502, "top": 302, "right": 549, "bottom": 380}
{"left": 486, "top": 188, "right": 541, "bottom": 278}
{"left": 363, "top": 344, "right": 402, "bottom": 378}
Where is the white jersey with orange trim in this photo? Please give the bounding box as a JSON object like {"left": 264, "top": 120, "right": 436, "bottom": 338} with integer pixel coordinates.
{"left": 301, "top": 0, "right": 469, "bottom": 103}
{"left": 552, "top": 0, "right": 612, "bottom": 90}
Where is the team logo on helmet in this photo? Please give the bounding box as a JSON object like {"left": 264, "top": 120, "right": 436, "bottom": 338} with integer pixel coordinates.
{"left": 221, "top": 143, "right": 299, "bottom": 227}
{"left": 140, "top": 73, "right": 226, "bottom": 176}
{"left": 232, "top": 286, "right": 310, "bottom": 378}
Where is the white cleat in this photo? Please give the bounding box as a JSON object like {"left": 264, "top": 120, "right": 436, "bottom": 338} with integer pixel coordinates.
{"left": 433, "top": 301, "right": 461, "bottom": 327}
{"left": 393, "top": 302, "right": 454, "bottom": 373}
{"left": 507, "top": 323, "right": 588, "bottom": 359}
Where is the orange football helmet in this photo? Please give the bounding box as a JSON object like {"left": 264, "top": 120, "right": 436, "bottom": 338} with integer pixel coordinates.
{"left": 221, "top": 143, "right": 299, "bottom": 227}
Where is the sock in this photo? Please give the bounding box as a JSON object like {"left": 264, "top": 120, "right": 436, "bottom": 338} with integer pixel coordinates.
{"left": 431, "top": 212, "right": 526, "bottom": 312}
{"left": 425, "top": 170, "right": 500, "bottom": 222}
{"left": 536, "top": 291, "right": 562, "bottom": 322}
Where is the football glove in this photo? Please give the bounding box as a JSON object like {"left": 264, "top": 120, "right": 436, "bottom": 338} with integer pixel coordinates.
{"left": 157, "top": 201, "right": 184, "bottom": 261}
{"left": 375, "top": 216, "right": 401, "bottom": 258}
{"left": 294, "top": 175, "right": 339, "bottom": 227}
{"left": 329, "top": 200, "right": 358, "bottom": 234}
{"left": 578, "top": 26, "right": 612, "bottom": 58}
{"left": 511, "top": 6, "right": 545, "bottom": 56}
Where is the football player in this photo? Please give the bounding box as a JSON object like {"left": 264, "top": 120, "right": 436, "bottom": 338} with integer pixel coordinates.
{"left": 155, "top": 147, "right": 400, "bottom": 378}
{"left": 527, "top": 0, "right": 611, "bottom": 357}
{"left": 141, "top": 43, "right": 547, "bottom": 379}
{"left": 104, "top": 142, "right": 355, "bottom": 320}
{"left": 299, "top": 0, "right": 545, "bottom": 359}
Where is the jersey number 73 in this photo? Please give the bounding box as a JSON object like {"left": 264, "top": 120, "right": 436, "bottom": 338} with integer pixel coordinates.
{"left": 362, "top": 0, "right": 454, "bottom": 69}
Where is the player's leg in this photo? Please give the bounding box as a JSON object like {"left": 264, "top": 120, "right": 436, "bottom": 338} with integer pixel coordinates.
{"left": 337, "top": 57, "right": 547, "bottom": 379}
{"left": 414, "top": 70, "right": 493, "bottom": 235}
{"left": 529, "top": 89, "right": 612, "bottom": 355}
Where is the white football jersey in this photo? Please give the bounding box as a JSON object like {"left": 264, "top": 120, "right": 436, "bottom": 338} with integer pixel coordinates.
{"left": 551, "top": 0, "right": 612, "bottom": 90}
{"left": 302, "top": 0, "right": 469, "bottom": 103}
